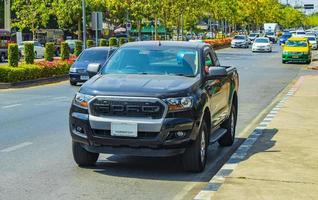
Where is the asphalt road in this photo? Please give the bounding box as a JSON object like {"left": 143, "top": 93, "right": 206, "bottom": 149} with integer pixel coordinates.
{"left": 0, "top": 44, "right": 312, "bottom": 200}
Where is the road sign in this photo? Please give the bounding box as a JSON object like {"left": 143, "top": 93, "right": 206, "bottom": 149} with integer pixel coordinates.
{"left": 91, "top": 12, "right": 103, "bottom": 30}
{"left": 304, "top": 4, "right": 314, "bottom": 10}
{"left": 126, "top": 23, "right": 131, "bottom": 31}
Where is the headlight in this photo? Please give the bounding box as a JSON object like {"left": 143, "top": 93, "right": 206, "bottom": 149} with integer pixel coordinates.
{"left": 164, "top": 97, "right": 193, "bottom": 112}
{"left": 73, "top": 92, "right": 94, "bottom": 108}
{"left": 69, "top": 67, "right": 77, "bottom": 73}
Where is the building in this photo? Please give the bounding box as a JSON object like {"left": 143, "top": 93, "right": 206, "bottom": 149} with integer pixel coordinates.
{"left": 0, "top": 0, "right": 11, "bottom": 30}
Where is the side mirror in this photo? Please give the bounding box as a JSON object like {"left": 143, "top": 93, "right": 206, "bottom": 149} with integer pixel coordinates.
{"left": 207, "top": 66, "right": 228, "bottom": 79}
{"left": 281, "top": 44, "right": 285, "bottom": 47}
{"left": 87, "top": 63, "right": 101, "bottom": 78}
{"left": 309, "top": 44, "right": 312, "bottom": 48}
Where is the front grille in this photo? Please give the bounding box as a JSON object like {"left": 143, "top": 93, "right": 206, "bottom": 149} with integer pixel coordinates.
{"left": 89, "top": 97, "right": 166, "bottom": 119}
{"left": 77, "top": 69, "right": 87, "bottom": 73}
{"left": 93, "top": 129, "right": 159, "bottom": 139}
{"left": 290, "top": 52, "right": 303, "bottom": 55}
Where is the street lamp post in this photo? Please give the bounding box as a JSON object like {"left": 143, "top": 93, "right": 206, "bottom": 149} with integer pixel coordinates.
{"left": 82, "top": 0, "right": 86, "bottom": 49}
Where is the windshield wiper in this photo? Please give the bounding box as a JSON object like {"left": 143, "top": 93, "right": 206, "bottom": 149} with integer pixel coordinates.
{"left": 167, "top": 73, "right": 195, "bottom": 77}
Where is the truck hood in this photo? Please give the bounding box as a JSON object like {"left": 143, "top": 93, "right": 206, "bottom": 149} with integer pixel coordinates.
{"left": 80, "top": 74, "right": 200, "bottom": 98}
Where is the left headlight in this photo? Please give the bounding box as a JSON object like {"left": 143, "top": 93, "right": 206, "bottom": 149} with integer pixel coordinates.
{"left": 164, "top": 97, "right": 193, "bottom": 112}
{"left": 73, "top": 92, "right": 94, "bottom": 109}
{"left": 69, "top": 67, "right": 77, "bottom": 73}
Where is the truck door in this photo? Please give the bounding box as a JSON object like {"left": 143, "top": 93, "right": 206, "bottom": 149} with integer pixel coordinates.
{"left": 211, "top": 49, "right": 231, "bottom": 120}
{"left": 203, "top": 50, "right": 223, "bottom": 126}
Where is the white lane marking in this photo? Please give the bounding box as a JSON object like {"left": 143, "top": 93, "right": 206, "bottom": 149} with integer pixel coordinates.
{"left": 53, "top": 96, "right": 68, "bottom": 100}
{"left": 0, "top": 142, "right": 33, "bottom": 153}
{"left": 2, "top": 104, "right": 22, "bottom": 109}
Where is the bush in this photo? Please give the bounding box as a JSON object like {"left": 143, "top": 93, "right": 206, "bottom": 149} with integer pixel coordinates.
{"left": 74, "top": 40, "right": 82, "bottom": 56}
{"left": 8, "top": 43, "right": 19, "bottom": 67}
{"left": 60, "top": 42, "right": 70, "bottom": 60}
{"left": 86, "top": 40, "right": 94, "bottom": 48}
{"left": 119, "top": 37, "right": 127, "bottom": 46}
{"left": 109, "top": 37, "right": 118, "bottom": 47}
{"left": 99, "top": 39, "right": 107, "bottom": 46}
{"left": 128, "top": 37, "right": 135, "bottom": 42}
{"left": 45, "top": 42, "right": 55, "bottom": 61}
{"left": 24, "top": 42, "right": 34, "bottom": 64}
{"left": 0, "top": 60, "right": 72, "bottom": 83}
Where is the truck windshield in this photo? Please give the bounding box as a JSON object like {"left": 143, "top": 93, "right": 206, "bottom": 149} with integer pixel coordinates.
{"left": 101, "top": 47, "right": 199, "bottom": 77}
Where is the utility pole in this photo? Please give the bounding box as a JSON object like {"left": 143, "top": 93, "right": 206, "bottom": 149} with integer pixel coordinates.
{"left": 82, "top": 0, "right": 86, "bottom": 49}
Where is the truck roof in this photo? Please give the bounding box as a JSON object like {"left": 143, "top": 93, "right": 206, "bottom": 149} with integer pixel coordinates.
{"left": 123, "top": 41, "right": 208, "bottom": 49}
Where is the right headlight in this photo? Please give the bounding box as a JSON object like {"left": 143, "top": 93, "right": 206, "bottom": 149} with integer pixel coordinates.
{"left": 69, "top": 67, "right": 77, "bottom": 73}
{"left": 73, "top": 92, "right": 94, "bottom": 109}
{"left": 164, "top": 97, "right": 193, "bottom": 112}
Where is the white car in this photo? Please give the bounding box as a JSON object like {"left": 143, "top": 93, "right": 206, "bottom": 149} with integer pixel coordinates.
{"left": 231, "top": 35, "right": 249, "bottom": 48}
{"left": 18, "top": 41, "right": 45, "bottom": 59}
{"left": 295, "top": 30, "right": 306, "bottom": 38}
{"left": 252, "top": 37, "right": 272, "bottom": 52}
{"left": 306, "top": 36, "right": 317, "bottom": 50}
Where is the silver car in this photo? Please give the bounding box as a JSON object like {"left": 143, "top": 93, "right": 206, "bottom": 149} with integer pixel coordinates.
{"left": 231, "top": 35, "right": 249, "bottom": 48}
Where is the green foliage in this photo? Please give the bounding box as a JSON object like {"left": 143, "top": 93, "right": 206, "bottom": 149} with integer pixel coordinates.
{"left": 109, "top": 37, "right": 118, "bottom": 47}
{"left": 60, "top": 42, "right": 70, "bottom": 60}
{"left": 99, "top": 39, "right": 107, "bottom": 46}
{"left": 12, "top": 0, "right": 50, "bottom": 39}
{"left": 9, "top": 0, "right": 311, "bottom": 41}
{"left": 86, "top": 40, "right": 94, "bottom": 48}
{"left": 0, "top": 62, "right": 71, "bottom": 83}
{"left": 74, "top": 40, "right": 83, "bottom": 56}
{"left": 119, "top": 37, "right": 127, "bottom": 46}
{"left": 128, "top": 37, "right": 135, "bottom": 42}
{"left": 45, "top": 42, "right": 55, "bottom": 61}
{"left": 8, "top": 44, "right": 19, "bottom": 67}
{"left": 24, "top": 42, "right": 34, "bottom": 64}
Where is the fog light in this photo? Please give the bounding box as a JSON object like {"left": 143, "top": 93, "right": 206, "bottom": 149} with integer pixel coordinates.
{"left": 176, "top": 131, "right": 185, "bottom": 137}
{"left": 76, "top": 126, "right": 84, "bottom": 133}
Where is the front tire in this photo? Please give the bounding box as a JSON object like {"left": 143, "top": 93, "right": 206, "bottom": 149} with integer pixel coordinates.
{"left": 70, "top": 80, "right": 77, "bottom": 86}
{"left": 218, "top": 104, "right": 236, "bottom": 146}
{"left": 72, "top": 142, "right": 99, "bottom": 166}
{"left": 182, "top": 121, "right": 208, "bottom": 172}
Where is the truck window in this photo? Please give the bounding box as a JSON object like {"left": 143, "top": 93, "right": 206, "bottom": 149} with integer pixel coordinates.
{"left": 204, "top": 53, "right": 214, "bottom": 74}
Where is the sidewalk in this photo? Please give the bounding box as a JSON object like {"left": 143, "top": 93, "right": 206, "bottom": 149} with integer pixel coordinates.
{"left": 211, "top": 75, "right": 318, "bottom": 200}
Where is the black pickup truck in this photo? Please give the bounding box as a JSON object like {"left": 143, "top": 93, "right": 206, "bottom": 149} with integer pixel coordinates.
{"left": 69, "top": 41, "right": 239, "bottom": 172}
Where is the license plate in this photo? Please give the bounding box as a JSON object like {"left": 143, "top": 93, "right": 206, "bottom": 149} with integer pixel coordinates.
{"left": 292, "top": 55, "right": 299, "bottom": 58}
{"left": 80, "top": 75, "right": 89, "bottom": 80}
{"left": 111, "top": 122, "right": 138, "bottom": 137}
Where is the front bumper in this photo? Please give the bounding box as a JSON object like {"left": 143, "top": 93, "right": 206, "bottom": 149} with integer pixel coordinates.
{"left": 282, "top": 53, "right": 310, "bottom": 62}
{"left": 252, "top": 46, "right": 271, "bottom": 52}
{"left": 69, "top": 107, "right": 201, "bottom": 157}
{"left": 231, "top": 43, "right": 247, "bottom": 48}
{"left": 69, "top": 72, "right": 89, "bottom": 83}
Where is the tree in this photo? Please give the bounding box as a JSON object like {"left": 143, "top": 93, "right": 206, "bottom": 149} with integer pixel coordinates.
{"left": 12, "top": 0, "right": 51, "bottom": 40}
{"left": 52, "top": 0, "right": 83, "bottom": 39}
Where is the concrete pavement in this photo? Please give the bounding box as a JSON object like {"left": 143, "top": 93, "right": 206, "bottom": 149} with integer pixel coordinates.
{"left": 209, "top": 75, "right": 318, "bottom": 200}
